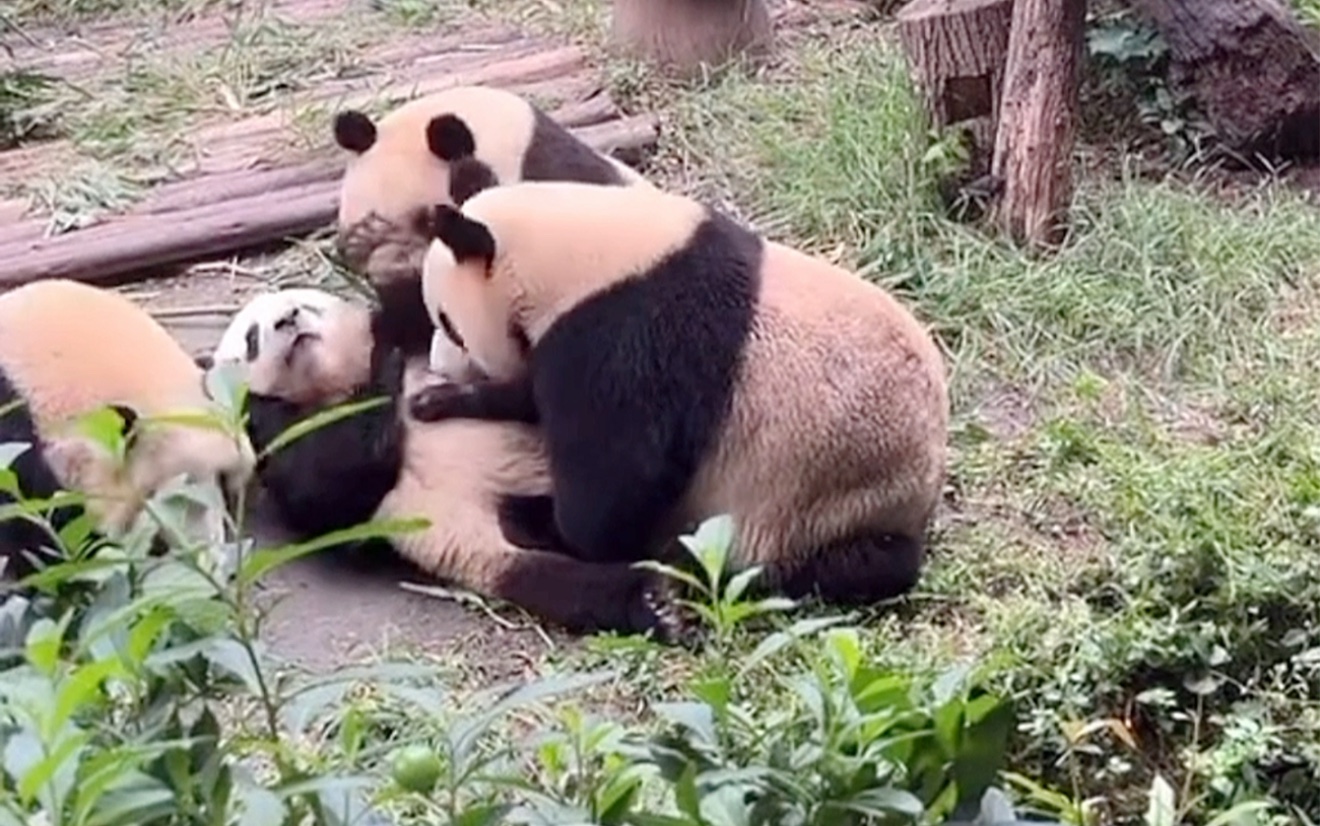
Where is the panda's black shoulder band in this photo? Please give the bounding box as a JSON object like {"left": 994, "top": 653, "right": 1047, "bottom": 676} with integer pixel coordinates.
{"left": 426, "top": 114, "right": 477, "bottom": 161}
{"left": 425, "top": 205, "right": 495, "bottom": 263}
{"left": 333, "top": 110, "right": 376, "bottom": 153}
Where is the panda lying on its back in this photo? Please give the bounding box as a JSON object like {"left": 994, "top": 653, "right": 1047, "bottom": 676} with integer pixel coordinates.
{"left": 331, "top": 85, "right": 653, "bottom": 359}
{"left": 0, "top": 280, "right": 256, "bottom": 580}
{"left": 213, "top": 288, "right": 682, "bottom": 640}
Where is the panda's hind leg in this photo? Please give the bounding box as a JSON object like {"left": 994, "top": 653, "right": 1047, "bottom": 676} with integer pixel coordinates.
{"left": 773, "top": 532, "right": 925, "bottom": 607}
{"left": 495, "top": 494, "right": 563, "bottom": 551}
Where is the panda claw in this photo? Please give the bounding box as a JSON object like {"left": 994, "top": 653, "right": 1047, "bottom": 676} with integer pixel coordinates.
{"left": 631, "top": 570, "right": 702, "bottom": 648}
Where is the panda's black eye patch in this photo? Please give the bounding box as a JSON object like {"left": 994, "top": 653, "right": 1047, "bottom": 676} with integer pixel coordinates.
{"left": 244, "top": 324, "right": 260, "bottom": 361}
{"left": 273, "top": 307, "right": 300, "bottom": 337}
{"left": 437, "top": 311, "right": 465, "bottom": 349}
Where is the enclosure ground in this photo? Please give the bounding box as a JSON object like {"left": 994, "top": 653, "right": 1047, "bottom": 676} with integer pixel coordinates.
{"left": 9, "top": 0, "right": 1320, "bottom": 818}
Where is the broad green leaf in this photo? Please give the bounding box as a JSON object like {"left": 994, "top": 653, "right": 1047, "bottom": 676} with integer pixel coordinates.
{"left": 51, "top": 657, "right": 122, "bottom": 736}
{"left": 654, "top": 702, "right": 717, "bottom": 745}
{"left": 24, "top": 615, "right": 67, "bottom": 677}
{"left": 721, "top": 565, "right": 763, "bottom": 604}
{"left": 85, "top": 776, "right": 176, "bottom": 826}
{"left": 673, "top": 761, "right": 701, "bottom": 820}
{"left": 826, "top": 627, "right": 862, "bottom": 679}
{"left": 692, "top": 514, "right": 736, "bottom": 555}
{"left": 18, "top": 727, "right": 89, "bottom": 808}
{"left": 2, "top": 730, "right": 43, "bottom": 802}
{"left": 200, "top": 638, "right": 265, "bottom": 697}
{"left": 698, "top": 783, "right": 754, "bottom": 826}
{"left": 1204, "top": 800, "right": 1273, "bottom": 826}
{"left": 1145, "top": 774, "right": 1176, "bottom": 826}
{"left": 75, "top": 406, "right": 130, "bottom": 459}
{"left": 238, "top": 516, "right": 427, "bottom": 585}
{"left": 832, "top": 788, "right": 925, "bottom": 819}
{"left": 237, "top": 784, "right": 285, "bottom": 826}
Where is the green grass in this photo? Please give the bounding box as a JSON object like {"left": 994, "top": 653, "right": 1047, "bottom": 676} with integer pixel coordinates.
{"left": 555, "top": 27, "right": 1320, "bottom": 823}
{"left": 8, "top": 0, "right": 1320, "bottom": 819}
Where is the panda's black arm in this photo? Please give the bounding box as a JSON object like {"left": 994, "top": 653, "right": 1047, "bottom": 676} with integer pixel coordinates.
{"left": 245, "top": 349, "right": 406, "bottom": 539}
{"left": 407, "top": 377, "right": 539, "bottom": 425}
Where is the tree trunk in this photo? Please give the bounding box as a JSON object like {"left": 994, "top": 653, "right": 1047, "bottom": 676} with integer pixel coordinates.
{"left": 895, "top": 0, "right": 1014, "bottom": 162}
{"left": 991, "top": 0, "right": 1086, "bottom": 251}
{"left": 1130, "top": 0, "right": 1320, "bottom": 159}
{"left": 610, "top": 0, "right": 773, "bottom": 76}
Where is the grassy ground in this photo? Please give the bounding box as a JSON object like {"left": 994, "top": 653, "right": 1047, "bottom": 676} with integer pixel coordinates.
{"left": 6, "top": 0, "right": 1320, "bottom": 822}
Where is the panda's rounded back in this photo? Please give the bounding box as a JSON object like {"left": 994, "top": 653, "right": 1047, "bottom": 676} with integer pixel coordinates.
{"left": 0, "top": 280, "right": 255, "bottom": 541}
{"left": 0, "top": 280, "right": 212, "bottom": 429}
{"left": 685, "top": 241, "right": 948, "bottom": 562}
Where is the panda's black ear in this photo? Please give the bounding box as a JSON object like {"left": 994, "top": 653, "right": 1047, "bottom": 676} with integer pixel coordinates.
{"left": 334, "top": 110, "right": 377, "bottom": 154}
{"left": 426, "top": 114, "right": 477, "bottom": 161}
{"left": 425, "top": 205, "right": 496, "bottom": 264}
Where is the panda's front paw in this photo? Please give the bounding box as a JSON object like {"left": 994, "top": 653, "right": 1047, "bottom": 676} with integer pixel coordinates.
{"left": 407, "top": 383, "right": 470, "bottom": 422}
{"left": 627, "top": 568, "right": 703, "bottom": 649}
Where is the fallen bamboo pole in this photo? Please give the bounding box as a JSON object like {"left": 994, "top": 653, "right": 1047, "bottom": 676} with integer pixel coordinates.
{"left": 0, "top": 113, "right": 660, "bottom": 287}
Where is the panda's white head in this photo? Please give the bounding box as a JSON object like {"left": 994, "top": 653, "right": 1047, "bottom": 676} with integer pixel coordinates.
{"left": 418, "top": 181, "right": 707, "bottom": 382}
{"left": 213, "top": 289, "right": 373, "bottom": 407}
{"left": 332, "top": 87, "right": 530, "bottom": 284}
{"left": 214, "top": 288, "right": 486, "bottom": 406}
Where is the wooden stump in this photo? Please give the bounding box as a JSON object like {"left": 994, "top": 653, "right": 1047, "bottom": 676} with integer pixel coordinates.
{"left": 1130, "top": 0, "right": 1320, "bottom": 159}
{"left": 895, "top": 0, "right": 1014, "bottom": 161}
{"left": 611, "top": 0, "right": 773, "bottom": 76}
{"left": 991, "top": 0, "right": 1087, "bottom": 250}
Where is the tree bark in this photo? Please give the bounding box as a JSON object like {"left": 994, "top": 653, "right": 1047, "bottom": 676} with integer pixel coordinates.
{"left": 991, "top": 0, "right": 1086, "bottom": 251}
{"left": 1130, "top": 0, "right": 1320, "bottom": 159}
{"left": 610, "top": 0, "right": 773, "bottom": 76}
{"left": 895, "top": 0, "right": 1014, "bottom": 161}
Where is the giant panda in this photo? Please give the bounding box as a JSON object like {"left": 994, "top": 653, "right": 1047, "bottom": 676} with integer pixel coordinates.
{"left": 212, "top": 288, "right": 681, "bottom": 639}
{"left": 0, "top": 279, "right": 257, "bottom": 580}
{"left": 331, "top": 85, "right": 653, "bottom": 358}
{"left": 408, "top": 181, "right": 950, "bottom": 608}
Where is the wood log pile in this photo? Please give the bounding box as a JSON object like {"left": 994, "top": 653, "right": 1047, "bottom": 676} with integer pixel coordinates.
{"left": 0, "top": 5, "right": 660, "bottom": 286}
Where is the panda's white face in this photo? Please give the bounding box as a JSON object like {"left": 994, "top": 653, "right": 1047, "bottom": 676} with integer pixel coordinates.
{"left": 213, "top": 290, "right": 338, "bottom": 363}
{"left": 421, "top": 238, "right": 526, "bottom": 382}
{"left": 214, "top": 289, "right": 366, "bottom": 405}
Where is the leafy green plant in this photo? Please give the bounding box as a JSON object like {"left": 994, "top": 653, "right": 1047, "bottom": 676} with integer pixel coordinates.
{"left": 636, "top": 515, "right": 797, "bottom": 647}
{"left": 0, "top": 368, "right": 430, "bottom": 824}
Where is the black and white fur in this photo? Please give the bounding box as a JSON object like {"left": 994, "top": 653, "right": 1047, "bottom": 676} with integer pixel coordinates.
{"left": 212, "top": 289, "right": 681, "bottom": 639}
{"left": 332, "top": 85, "right": 652, "bottom": 358}
{"left": 410, "top": 181, "right": 951, "bottom": 608}
{"left": 0, "top": 280, "right": 255, "bottom": 580}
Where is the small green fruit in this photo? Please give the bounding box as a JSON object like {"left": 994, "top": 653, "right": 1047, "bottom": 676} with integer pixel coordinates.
{"left": 390, "top": 744, "right": 441, "bottom": 794}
